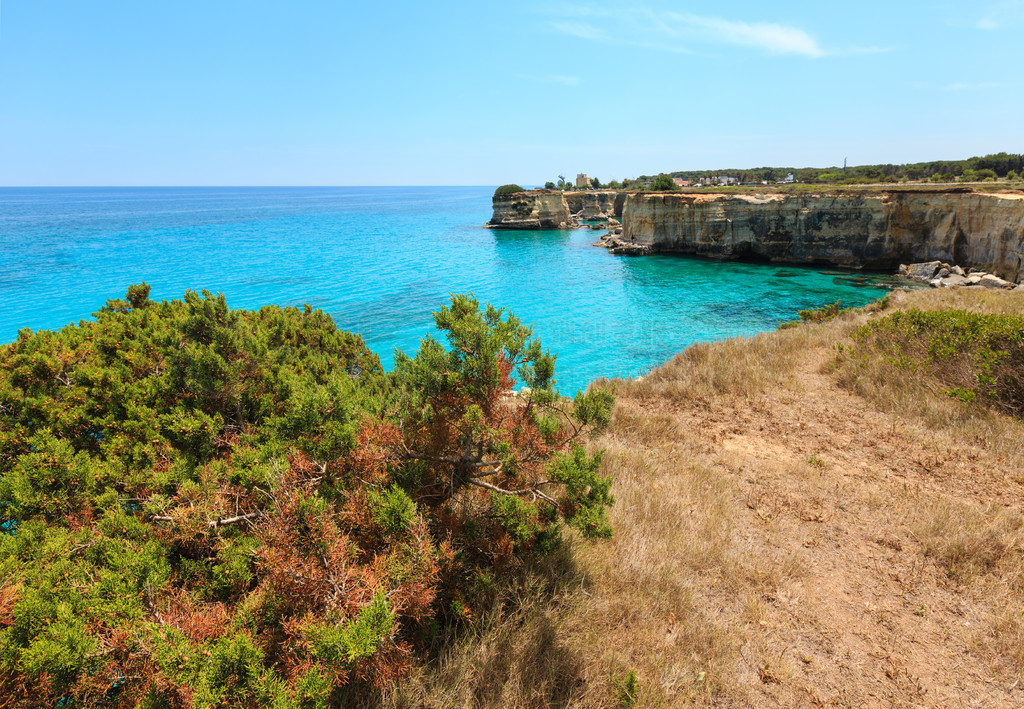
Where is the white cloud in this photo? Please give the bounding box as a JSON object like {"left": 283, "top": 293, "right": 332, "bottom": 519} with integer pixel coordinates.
{"left": 666, "top": 13, "right": 824, "bottom": 57}
{"left": 976, "top": 0, "right": 1024, "bottom": 29}
{"left": 543, "top": 6, "right": 851, "bottom": 58}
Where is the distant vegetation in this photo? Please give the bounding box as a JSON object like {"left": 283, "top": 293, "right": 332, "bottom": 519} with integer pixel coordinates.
{"left": 493, "top": 184, "right": 525, "bottom": 197}
{"left": 0, "top": 287, "right": 613, "bottom": 705}
{"left": 541, "top": 153, "right": 1024, "bottom": 193}
{"left": 618, "top": 152, "right": 1024, "bottom": 188}
{"left": 552, "top": 152, "right": 1007, "bottom": 189}
{"left": 649, "top": 173, "right": 679, "bottom": 192}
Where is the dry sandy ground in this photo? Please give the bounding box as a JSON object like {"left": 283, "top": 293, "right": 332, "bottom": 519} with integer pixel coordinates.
{"left": 574, "top": 290, "right": 1024, "bottom": 708}
{"left": 394, "top": 290, "right": 1023, "bottom": 709}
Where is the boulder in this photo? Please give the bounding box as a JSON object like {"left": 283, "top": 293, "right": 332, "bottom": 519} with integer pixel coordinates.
{"left": 609, "top": 241, "right": 653, "bottom": 256}
{"left": 905, "top": 261, "right": 944, "bottom": 280}
{"left": 951, "top": 265, "right": 966, "bottom": 277}
{"left": 941, "top": 274, "right": 969, "bottom": 287}
{"left": 978, "top": 274, "right": 1015, "bottom": 290}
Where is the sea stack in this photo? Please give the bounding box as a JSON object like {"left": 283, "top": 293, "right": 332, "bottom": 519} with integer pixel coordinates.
{"left": 486, "top": 189, "right": 576, "bottom": 229}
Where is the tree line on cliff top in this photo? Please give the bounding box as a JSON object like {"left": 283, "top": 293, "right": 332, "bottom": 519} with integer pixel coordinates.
{"left": 513, "top": 152, "right": 1023, "bottom": 194}
{"left": 0, "top": 285, "right": 614, "bottom": 707}
{"left": 628, "top": 152, "right": 1024, "bottom": 187}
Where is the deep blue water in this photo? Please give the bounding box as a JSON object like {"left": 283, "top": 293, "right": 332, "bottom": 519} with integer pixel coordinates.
{"left": 0, "top": 187, "right": 895, "bottom": 392}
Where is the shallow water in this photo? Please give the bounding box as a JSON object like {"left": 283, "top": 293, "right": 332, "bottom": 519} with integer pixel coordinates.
{"left": 0, "top": 187, "right": 895, "bottom": 392}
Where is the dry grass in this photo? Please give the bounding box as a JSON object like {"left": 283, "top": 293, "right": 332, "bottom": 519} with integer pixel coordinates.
{"left": 375, "top": 286, "right": 1024, "bottom": 707}
{"left": 834, "top": 288, "right": 1024, "bottom": 461}
{"left": 912, "top": 498, "right": 1023, "bottom": 580}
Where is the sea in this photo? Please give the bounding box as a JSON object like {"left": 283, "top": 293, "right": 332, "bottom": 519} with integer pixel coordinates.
{"left": 0, "top": 186, "right": 897, "bottom": 393}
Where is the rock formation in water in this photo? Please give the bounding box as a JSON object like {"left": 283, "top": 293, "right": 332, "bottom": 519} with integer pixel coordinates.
{"left": 486, "top": 189, "right": 576, "bottom": 229}
{"left": 613, "top": 189, "right": 1024, "bottom": 283}
{"left": 563, "top": 191, "right": 627, "bottom": 221}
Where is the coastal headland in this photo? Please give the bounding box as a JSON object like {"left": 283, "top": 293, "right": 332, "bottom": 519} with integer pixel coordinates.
{"left": 489, "top": 187, "right": 1024, "bottom": 284}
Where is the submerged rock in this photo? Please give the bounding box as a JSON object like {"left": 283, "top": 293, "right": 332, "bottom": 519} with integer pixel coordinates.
{"left": 596, "top": 233, "right": 653, "bottom": 256}
{"left": 609, "top": 242, "right": 653, "bottom": 256}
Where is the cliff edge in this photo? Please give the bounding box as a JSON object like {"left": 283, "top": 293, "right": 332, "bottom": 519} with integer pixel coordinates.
{"left": 618, "top": 189, "right": 1024, "bottom": 282}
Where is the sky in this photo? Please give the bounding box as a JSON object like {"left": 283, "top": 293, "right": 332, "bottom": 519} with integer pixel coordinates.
{"left": 1, "top": 0, "right": 1022, "bottom": 186}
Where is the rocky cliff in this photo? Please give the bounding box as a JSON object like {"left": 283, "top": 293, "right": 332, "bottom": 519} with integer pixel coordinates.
{"left": 619, "top": 190, "right": 1024, "bottom": 282}
{"left": 564, "top": 191, "right": 627, "bottom": 220}
{"left": 487, "top": 189, "right": 575, "bottom": 229}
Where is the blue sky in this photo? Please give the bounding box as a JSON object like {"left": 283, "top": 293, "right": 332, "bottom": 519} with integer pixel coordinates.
{"left": 1, "top": 1, "right": 1021, "bottom": 185}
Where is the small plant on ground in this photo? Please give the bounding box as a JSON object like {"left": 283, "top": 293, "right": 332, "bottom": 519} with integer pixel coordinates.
{"left": 615, "top": 669, "right": 639, "bottom": 707}
{"left": 798, "top": 299, "right": 851, "bottom": 324}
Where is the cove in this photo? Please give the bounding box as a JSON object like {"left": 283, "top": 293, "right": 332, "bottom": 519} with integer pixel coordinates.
{"left": 0, "top": 187, "right": 894, "bottom": 393}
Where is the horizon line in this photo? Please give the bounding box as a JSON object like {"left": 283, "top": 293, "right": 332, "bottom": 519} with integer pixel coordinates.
{"left": 0, "top": 184, "right": 509, "bottom": 189}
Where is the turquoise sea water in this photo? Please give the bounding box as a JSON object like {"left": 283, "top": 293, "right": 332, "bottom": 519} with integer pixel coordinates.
{"left": 0, "top": 186, "right": 895, "bottom": 392}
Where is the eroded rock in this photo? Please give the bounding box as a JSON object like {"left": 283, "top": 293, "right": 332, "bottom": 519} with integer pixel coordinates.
{"left": 907, "top": 261, "right": 945, "bottom": 280}
{"left": 620, "top": 190, "right": 1024, "bottom": 282}
{"left": 978, "top": 274, "right": 1015, "bottom": 290}
{"left": 487, "top": 189, "right": 576, "bottom": 229}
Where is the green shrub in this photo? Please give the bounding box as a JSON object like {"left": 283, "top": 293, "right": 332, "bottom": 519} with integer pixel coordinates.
{"left": 649, "top": 174, "right": 678, "bottom": 191}
{"left": 0, "top": 287, "right": 614, "bottom": 703}
{"left": 493, "top": 184, "right": 525, "bottom": 197}
{"left": 850, "top": 309, "right": 1024, "bottom": 414}
{"left": 798, "top": 299, "right": 851, "bottom": 324}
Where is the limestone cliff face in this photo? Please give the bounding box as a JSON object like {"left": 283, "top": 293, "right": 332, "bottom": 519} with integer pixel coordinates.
{"left": 564, "top": 191, "right": 626, "bottom": 220}
{"left": 621, "top": 190, "right": 1024, "bottom": 282}
{"left": 487, "top": 190, "right": 575, "bottom": 229}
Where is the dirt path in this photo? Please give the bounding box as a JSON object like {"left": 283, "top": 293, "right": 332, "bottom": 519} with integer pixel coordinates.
{"left": 588, "top": 325, "right": 1024, "bottom": 708}
{"left": 721, "top": 353, "right": 1021, "bottom": 706}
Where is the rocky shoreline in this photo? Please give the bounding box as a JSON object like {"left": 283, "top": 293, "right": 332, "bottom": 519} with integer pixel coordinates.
{"left": 487, "top": 187, "right": 1024, "bottom": 288}
{"left": 897, "top": 260, "right": 1024, "bottom": 291}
